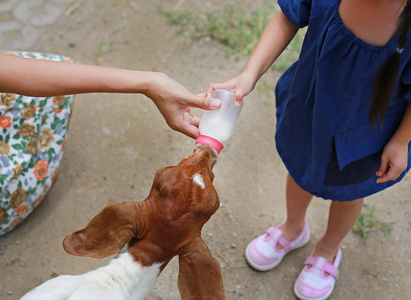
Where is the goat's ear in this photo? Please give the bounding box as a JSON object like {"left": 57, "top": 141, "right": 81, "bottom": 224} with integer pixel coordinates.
{"left": 178, "top": 238, "right": 225, "bottom": 300}
{"left": 63, "top": 202, "right": 142, "bottom": 258}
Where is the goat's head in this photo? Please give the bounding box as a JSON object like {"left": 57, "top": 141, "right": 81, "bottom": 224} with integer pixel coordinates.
{"left": 62, "top": 144, "right": 224, "bottom": 299}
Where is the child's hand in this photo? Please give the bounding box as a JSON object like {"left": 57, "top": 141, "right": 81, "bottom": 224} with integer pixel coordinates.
{"left": 144, "top": 72, "right": 221, "bottom": 139}
{"left": 206, "top": 72, "right": 256, "bottom": 106}
{"left": 376, "top": 140, "right": 409, "bottom": 183}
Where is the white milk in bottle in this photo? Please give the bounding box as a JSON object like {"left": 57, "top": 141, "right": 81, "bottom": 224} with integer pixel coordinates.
{"left": 195, "top": 89, "right": 243, "bottom": 153}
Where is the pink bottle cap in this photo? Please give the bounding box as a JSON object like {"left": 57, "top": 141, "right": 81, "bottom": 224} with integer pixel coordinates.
{"left": 195, "top": 135, "right": 224, "bottom": 154}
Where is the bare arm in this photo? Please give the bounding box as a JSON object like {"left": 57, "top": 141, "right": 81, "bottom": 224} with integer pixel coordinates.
{"left": 206, "top": 11, "right": 299, "bottom": 103}
{"left": 377, "top": 103, "right": 411, "bottom": 183}
{"left": 390, "top": 103, "right": 411, "bottom": 144}
{"left": 0, "top": 54, "right": 221, "bottom": 138}
{"left": 242, "top": 10, "right": 299, "bottom": 86}
{"left": 0, "top": 53, "right": 151, "bottom": 96}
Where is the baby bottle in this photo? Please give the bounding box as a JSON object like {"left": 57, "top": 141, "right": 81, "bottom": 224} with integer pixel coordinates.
{"left": 195, "top": 89, "right": 243, "bottom": 153}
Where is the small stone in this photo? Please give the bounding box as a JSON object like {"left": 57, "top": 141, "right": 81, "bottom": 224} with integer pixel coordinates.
{"left": 20, "top": 261, "right": 25, "bottom": 267}
{"left": 231, "top": 243, "right": 237, "bottom": 249}
{"left": 102, "top": 126, "right": 112, "bottom": 135}
{"left": 7, "top": 291, "right": 13, "bottom": 295}
{"left": 68, "top": 41, "right": 76, "bottom": 48}
{"left": 15, "top": 241, "right": 21, "bottom": 245}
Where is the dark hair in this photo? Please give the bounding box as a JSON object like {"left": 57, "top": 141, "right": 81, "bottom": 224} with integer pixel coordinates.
{"left": 369, "top": 1, "right": 411, "bottom": 126}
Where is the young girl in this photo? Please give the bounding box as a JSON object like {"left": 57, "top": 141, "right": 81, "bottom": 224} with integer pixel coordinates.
{"left": 206, "top": 0, "right": 411, "bottom": 299}
{"left": 0, "top": 51, "right": 220, "bottom": 236}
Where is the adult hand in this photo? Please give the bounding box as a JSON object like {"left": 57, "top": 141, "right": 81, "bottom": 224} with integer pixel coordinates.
{"left": 206, "top": 72, "right": 256, "bottom": 106}
{"left": 144, "top": 72, "right": 221, "bottom": 138}
{"left": 376, "top": 140, "right": 409, "bottom": 183}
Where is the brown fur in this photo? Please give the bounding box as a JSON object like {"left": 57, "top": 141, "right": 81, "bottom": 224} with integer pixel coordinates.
{"left": 63, "top": 144, "right": 225, "bottom": 299}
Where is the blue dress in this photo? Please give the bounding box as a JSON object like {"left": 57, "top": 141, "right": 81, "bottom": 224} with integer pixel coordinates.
{"left": 275, "top": 0, "right": 411, "bottom": 201}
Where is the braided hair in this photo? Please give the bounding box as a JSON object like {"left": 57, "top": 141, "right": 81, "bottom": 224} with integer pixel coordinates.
{"left": 369, "top": 1, "right": 411, "bottom": 126}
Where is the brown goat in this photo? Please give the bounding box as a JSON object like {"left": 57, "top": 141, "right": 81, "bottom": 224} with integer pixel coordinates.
{"left": 21, "top": 144, "right": 225, "bottom": 300}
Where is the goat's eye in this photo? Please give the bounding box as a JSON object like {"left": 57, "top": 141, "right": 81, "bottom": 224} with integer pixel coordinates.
{"left": 153, "top": 168, "right": 179, "bottom": 198}
{"left": 157, "top": 182, "right": 177, "bottom": 198}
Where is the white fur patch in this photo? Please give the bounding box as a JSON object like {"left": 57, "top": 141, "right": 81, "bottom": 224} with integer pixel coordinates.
{"left": 21, "top": 252, "right": 161, "bottom": 300}
{"left": 192, "top": 173, "right": 205, "bottom": 189}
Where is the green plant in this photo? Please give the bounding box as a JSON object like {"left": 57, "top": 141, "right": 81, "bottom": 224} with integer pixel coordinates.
{"left": 161, "top": 2, "right": 305, "bottom": 71}
{"left": 98, "top": 40, "right": 115, "bottom": 57}
{"left": 352, "top": 204, "right": 395, "bottom": 240}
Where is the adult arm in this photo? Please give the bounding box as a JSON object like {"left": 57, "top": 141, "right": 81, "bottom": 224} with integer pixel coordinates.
{"left": 0, "top": 54, "right": 220, "bottom": 138}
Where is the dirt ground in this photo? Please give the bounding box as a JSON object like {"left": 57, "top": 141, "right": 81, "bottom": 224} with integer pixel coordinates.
{"left": 0, "top": 0, "right": 410, "bottom": 299}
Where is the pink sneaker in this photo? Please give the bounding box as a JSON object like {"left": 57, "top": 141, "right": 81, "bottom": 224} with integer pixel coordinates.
{"left": 245, "top": 221, "right": 310, "bottom": 271}
{"left": 294, "top": 249, "right": 342, "bottom": 300}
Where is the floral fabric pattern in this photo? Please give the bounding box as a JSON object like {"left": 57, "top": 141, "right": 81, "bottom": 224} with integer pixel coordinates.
{"left": 0, "top": 51, "right": 74, "bottom": 236}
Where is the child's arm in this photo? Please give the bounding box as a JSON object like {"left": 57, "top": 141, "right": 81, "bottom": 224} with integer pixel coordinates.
{"left": 0, "top": 54, "right": 221, "bottom": 138}
{"left": 376, "top": 103, "right": 411, "bottom": 183}
{"left": 206, "top": 10, "right": 299, "bottom": 104}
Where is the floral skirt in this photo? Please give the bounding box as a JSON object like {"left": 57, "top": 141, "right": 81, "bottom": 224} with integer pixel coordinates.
{"left": 0, "top": 51, "right": 74, "bottom": 236}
